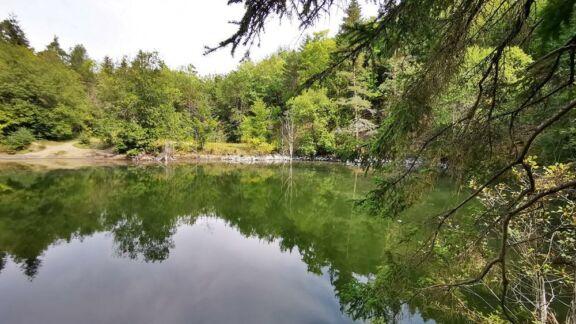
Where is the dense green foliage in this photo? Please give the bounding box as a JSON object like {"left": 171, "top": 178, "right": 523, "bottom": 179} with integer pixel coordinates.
{"left": 213, "top": 0, "right": 576, "bottom": 322}
{"left": 1, "top": 0, "right": 575, "bottom": 321}
{"left": 4, "top": 127, "right": 34, "bottom": 152}
{"left": 0, "top": 39, "right": 90, "bottom": 140}
{"left": 0, "top": 14, "right": 380, "bottom": 159}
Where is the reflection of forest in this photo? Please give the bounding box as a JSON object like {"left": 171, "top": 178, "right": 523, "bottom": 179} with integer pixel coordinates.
{"left": 0, "top": 163, "right": 473, "bottom": 323}
{"left": 0, "top": 163, "right": 383, "bottom": 282}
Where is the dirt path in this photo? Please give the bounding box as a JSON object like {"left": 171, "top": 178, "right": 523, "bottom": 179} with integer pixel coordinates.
{"left": 0, "top": 141, "right": 122, "bottom": 160}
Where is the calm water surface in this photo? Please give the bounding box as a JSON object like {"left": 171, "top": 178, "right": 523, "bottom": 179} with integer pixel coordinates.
{"left": 0, "top": 163, "right": 439, "bottom": 324}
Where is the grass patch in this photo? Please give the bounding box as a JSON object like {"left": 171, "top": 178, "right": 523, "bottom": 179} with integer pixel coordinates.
{"left": 153, "top": 140, "right": 276, "bottom": 155}
{"left": 173, "top": 141, "right": 198, "bottom": 153}
{"left": 0, "top": 141, "right": 47, "bottom": 154}
{"left": 201, "top": 142, "right": 276, "bottom": 156}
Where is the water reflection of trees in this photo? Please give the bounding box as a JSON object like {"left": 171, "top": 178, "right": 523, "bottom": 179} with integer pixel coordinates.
{"left": 0, "top": 164, "right": 382, "bottom": 282}
{"left": 0, "top": 163, "right": 473, "bottom": 322}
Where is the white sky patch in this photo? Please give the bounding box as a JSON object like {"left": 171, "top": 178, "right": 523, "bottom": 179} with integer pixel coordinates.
{"left": 0, "top": 0, "right": 378, "bottom": 76}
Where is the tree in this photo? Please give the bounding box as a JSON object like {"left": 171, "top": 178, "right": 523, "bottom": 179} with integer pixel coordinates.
{"left": 94, "top": 50, "right": 219, "bottom": 153}
{"left": 100, "top": 56, "right": 115, "bottom": 75}
{"left": 281, "top": 109, "right": 296, "bottom": 158}
{"left": 207, "top": 64, "right": 254, "bottom": 141}
{"left": 69, "top": 44, "right": 95, "bottom": 84}
{"left": 336, "top": 61, "right": 377, "bottom": 142}
{"left": 297, "top": 31, "right": 336, "bottom": 84}
{"left": 341, "top": 0, "right": 362, "bottom": 30}
{"left": 281, "top": 50, "right": 302, "bottom": 101}
{"left": 169, "top": 65, "right": 216, "bottom": 149}
{"left": 334, "top": 61, "right": 377, "bottom": 161}
{"left": 0, "top": 15, "right": 29, "bottom": 47}
{"left": 471, "top": 159, "right": 576, "bottom": 323}
{"left": 95, "top": 51, "right": 175, "bottom": 152}
{"left": 286, "top": 88, "right": 336, "bottom": 156}
{"left": 215, "top": 0, "right": 576, "bottom": 321}
{"left": 240, "top": 98, "right": 272, "bottom": 144}
{"left": 43, "top": 36, "right": 69, "bottom": 63}
{"left": 0, "top": 40, "right": 90, "bottom": 140}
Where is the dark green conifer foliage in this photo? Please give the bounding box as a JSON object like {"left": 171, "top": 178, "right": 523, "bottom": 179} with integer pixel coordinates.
{"left": 0, "top": 16, "right": 29, "bottom": 47}
{"left": 342, "top": 0, "right": 362, "bottom": 28}
{"left": 43, "top": 36, "right": 69, "bottom": 63}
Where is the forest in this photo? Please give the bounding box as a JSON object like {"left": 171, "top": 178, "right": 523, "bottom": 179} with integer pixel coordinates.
{"left": 1, "top": 0, "right": 576, "bottom": 322}
{"left": 0, "top": 5, "right": 383, "bottom": 159}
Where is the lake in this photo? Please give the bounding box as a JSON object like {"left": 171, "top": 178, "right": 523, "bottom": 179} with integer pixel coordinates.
{"left": 0, "top": 163, "right": 455, "bottom": 324}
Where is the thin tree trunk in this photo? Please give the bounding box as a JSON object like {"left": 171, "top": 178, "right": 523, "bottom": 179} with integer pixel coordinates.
{"left": 353, "top": 65, "right": 359, "bottom": 142}
{"left": 536, "top": 273, "right": 547, "bottom": 324}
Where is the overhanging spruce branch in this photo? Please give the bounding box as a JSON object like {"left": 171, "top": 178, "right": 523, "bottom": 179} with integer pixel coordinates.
{"left": 370, "top": 0, "right": 535, "bottom": 177}
{"left": 418, "top": 96, "right": 576, "bottom": 267}
{"left": 204, "top": 0, "right": 332, "bottom": 55}
{"left": 385, "top": 36, "right": 574, "bottom": 209}
{"left": 422, "top": 96, "right": 576, "bottom": 317}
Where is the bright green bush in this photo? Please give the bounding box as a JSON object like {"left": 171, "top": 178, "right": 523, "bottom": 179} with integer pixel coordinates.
{"left": 5, "top": 127, "right": 35, "bottom": 151}
{"left": 114, "top": 123, "right": 152, "bottom": 153}
{"left": 97, "top": 120, "right": 152, "bottom": 153}
{"left": 251, "top": 141, "right": 276, "bottom": 154}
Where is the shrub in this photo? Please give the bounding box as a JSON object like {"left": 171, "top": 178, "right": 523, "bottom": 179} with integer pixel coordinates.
{"left": 335, "top": 132, "right": 360, "bottom": 161}
{"left": 78, "top": 132, "right": 92, "bottom": 146}
{"left": 115, "top": 124, "right": 150, "bottom": 153}
{"left": 125, "top": 148, "right": 143, "bottom": 158}
{"left": 251, "top": 141, "right": 276, "bottom": 155}
{"left": 100, "top": 122, "right": 152, "bottom": 153}
{"left": 296, "top": 133, "right": 317, "bottom": 157}
{"left": 5, "top": 128, "right": 35, "bottom": 152}
{"left": 174, "top": 141, "right": 197, "bottom": 153}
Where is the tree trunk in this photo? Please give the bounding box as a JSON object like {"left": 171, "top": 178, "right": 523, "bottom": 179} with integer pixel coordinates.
{"left": 535, "top": 273, "right": 549, "bottom": 324}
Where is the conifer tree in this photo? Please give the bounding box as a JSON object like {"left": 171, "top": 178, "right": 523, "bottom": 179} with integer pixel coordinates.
{"left": 0, "top": 15, "right": 29, "bottom": 47}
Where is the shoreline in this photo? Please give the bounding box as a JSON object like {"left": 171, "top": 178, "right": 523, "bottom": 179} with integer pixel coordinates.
{"left": 0, "top": 141, "right": 354, "bottom": 169}
{"left": 0, "top": 154, "right": 354, "bottom": 170}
